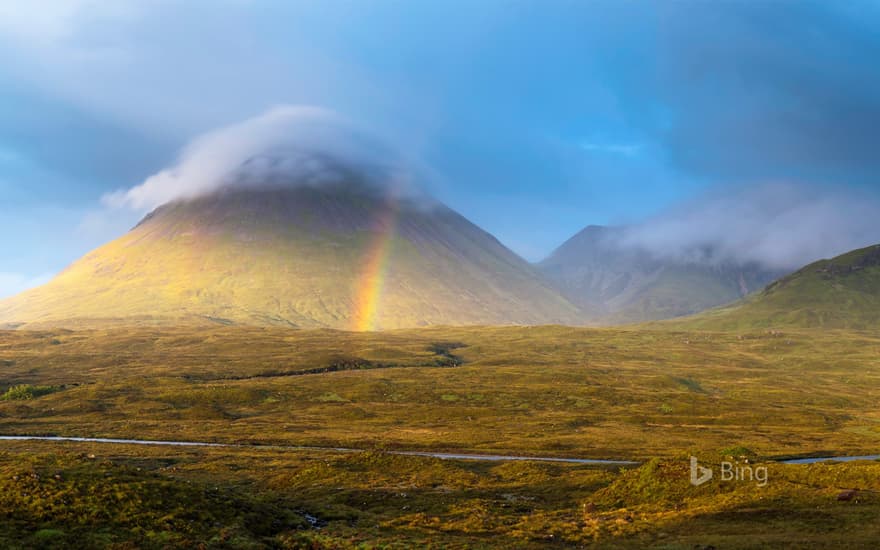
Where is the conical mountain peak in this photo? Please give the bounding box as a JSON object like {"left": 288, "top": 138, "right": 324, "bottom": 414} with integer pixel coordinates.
{"left": 0, "top": 178, "right": 582, "bottom": 330}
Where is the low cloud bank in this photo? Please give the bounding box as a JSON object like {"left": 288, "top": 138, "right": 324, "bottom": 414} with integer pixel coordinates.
{"left": 103, "top": 105, "right": 415, "bottom": 211}
{"left": 616, "top": 182, "right": 880, "bottom": 270}
{"left": 106, "top": 107, "right": 880, "bottom": 273}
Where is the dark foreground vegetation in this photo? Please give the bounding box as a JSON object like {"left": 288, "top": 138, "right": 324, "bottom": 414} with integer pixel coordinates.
{"left": 1, "top": 441, "right": 879, "bottom": 549}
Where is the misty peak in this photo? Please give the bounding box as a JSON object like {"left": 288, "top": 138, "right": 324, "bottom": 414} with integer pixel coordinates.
{"left": 102, "top": 106, "right": 418, "bottom": 212}
{"left": 219, "top": 149, "right": 397, "bottom": 198}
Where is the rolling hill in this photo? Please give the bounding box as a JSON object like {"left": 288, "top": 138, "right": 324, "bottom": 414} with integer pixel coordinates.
{"left": 0, "top": 173, "right": 583, "bottom": 330}
{"left": 539, "top": 225, "right": 783, "bottom": 324}
{"left": 674, "top": 243, "right": 880, "bottom": 330}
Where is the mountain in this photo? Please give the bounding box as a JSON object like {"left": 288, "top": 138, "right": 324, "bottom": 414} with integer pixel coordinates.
{"left": 538, "top": 225, "right": 783, "bottom": 324}
{"left": 0, "top": 179, "right": 583, "bottom": 330}
{"left": 674, "top": 243, "right": 880, "bottom": 330}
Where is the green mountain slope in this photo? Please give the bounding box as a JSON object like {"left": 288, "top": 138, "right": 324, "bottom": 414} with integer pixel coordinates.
{"left": 0, "top": 182, "right": 583, "bottom": 330}
{"left": 674, "top": 244, "right": 880, "bottom": 330}
{"left": 539, "top": 225, "right": 782, "bottom": 324}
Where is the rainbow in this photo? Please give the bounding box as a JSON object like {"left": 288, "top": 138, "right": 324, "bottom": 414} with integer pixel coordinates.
{"left": 351, "top": 194, "right": 399, "bottom": 331}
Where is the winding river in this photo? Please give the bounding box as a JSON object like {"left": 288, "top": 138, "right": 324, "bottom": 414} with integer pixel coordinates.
{"left": 1, "top": 435, "right": 877, "bottom": 465}
{"left": 0, "top": 435, "right": 637, "bottom": 465}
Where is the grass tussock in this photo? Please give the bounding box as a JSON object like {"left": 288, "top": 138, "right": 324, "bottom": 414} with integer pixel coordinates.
{"left": 0, "top": 384, "right": 63, "bottom": 401}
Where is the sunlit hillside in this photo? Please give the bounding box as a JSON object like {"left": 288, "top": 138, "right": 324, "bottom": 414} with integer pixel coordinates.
{"left": 0, "top": 181, "right": 582, "bottom": 330}
{"left": 673, "top": 244, "right": 880, "bottom": 330}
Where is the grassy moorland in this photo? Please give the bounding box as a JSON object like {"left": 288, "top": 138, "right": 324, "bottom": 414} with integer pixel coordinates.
{"left": 0, "top": 325, "right": 879, "bottom": 547}
{"left": 1, "top": 326, "right": 879, "bottom": 458}
{"left": 0, "top": 440, "right": 879, "bottom": 548}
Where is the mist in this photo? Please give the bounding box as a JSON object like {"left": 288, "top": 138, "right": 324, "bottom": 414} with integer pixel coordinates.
{"left": 102, "top": 106, "right": 420, "bottom": 212}
{"left": 106, "top": 106, "right": 880, "bottom": 273}
{"left": 614, "top": 182, "right": 880, "bottom": 271}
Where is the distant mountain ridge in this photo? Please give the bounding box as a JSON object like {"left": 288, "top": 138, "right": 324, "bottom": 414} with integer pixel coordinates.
{"left": 538, "top": 225, "right": 785, "bottom": 324}
{"left": 673, "top": 243, "right": 880, "bottom": 329}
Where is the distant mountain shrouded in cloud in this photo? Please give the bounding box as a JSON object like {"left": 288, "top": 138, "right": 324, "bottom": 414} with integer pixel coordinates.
{"left": 541, "top": 182, "right": 880, "bottom": 323}
{"left": 539, "top": 225, "right": 783, "bottom": 324}
{"left": 615, "top": 182, "right": 880, "bottom": 272}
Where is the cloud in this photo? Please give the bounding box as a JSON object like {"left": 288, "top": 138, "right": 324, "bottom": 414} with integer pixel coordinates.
{"left": 0, "top": 1, "right": 138, "bottom": 45}
{"left": 615, "top": 182, "right": 880, "bottom": 270}
{"left": 0, "top": 272, "right": 54, "bottom": 299}
{"left": 102, "top": 105, "right": 416, "bottom": 211}
{"left": 0, "top": 1, "right": 405, "bottom": 143}
{"left": 651, "top": 2, "right": 880, "bottom": 184}
{"left": 579, "top": 142, "right": 642, "bottom": 156}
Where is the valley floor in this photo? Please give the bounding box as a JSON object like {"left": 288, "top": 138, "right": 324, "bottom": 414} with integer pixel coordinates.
{"left": 0, "top": 325, "right": 878, "bottom": 547}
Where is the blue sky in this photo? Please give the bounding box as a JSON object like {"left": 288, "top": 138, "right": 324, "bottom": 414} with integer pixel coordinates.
{"left": 1, "top": 1, "right": 880, "bottom": 297}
